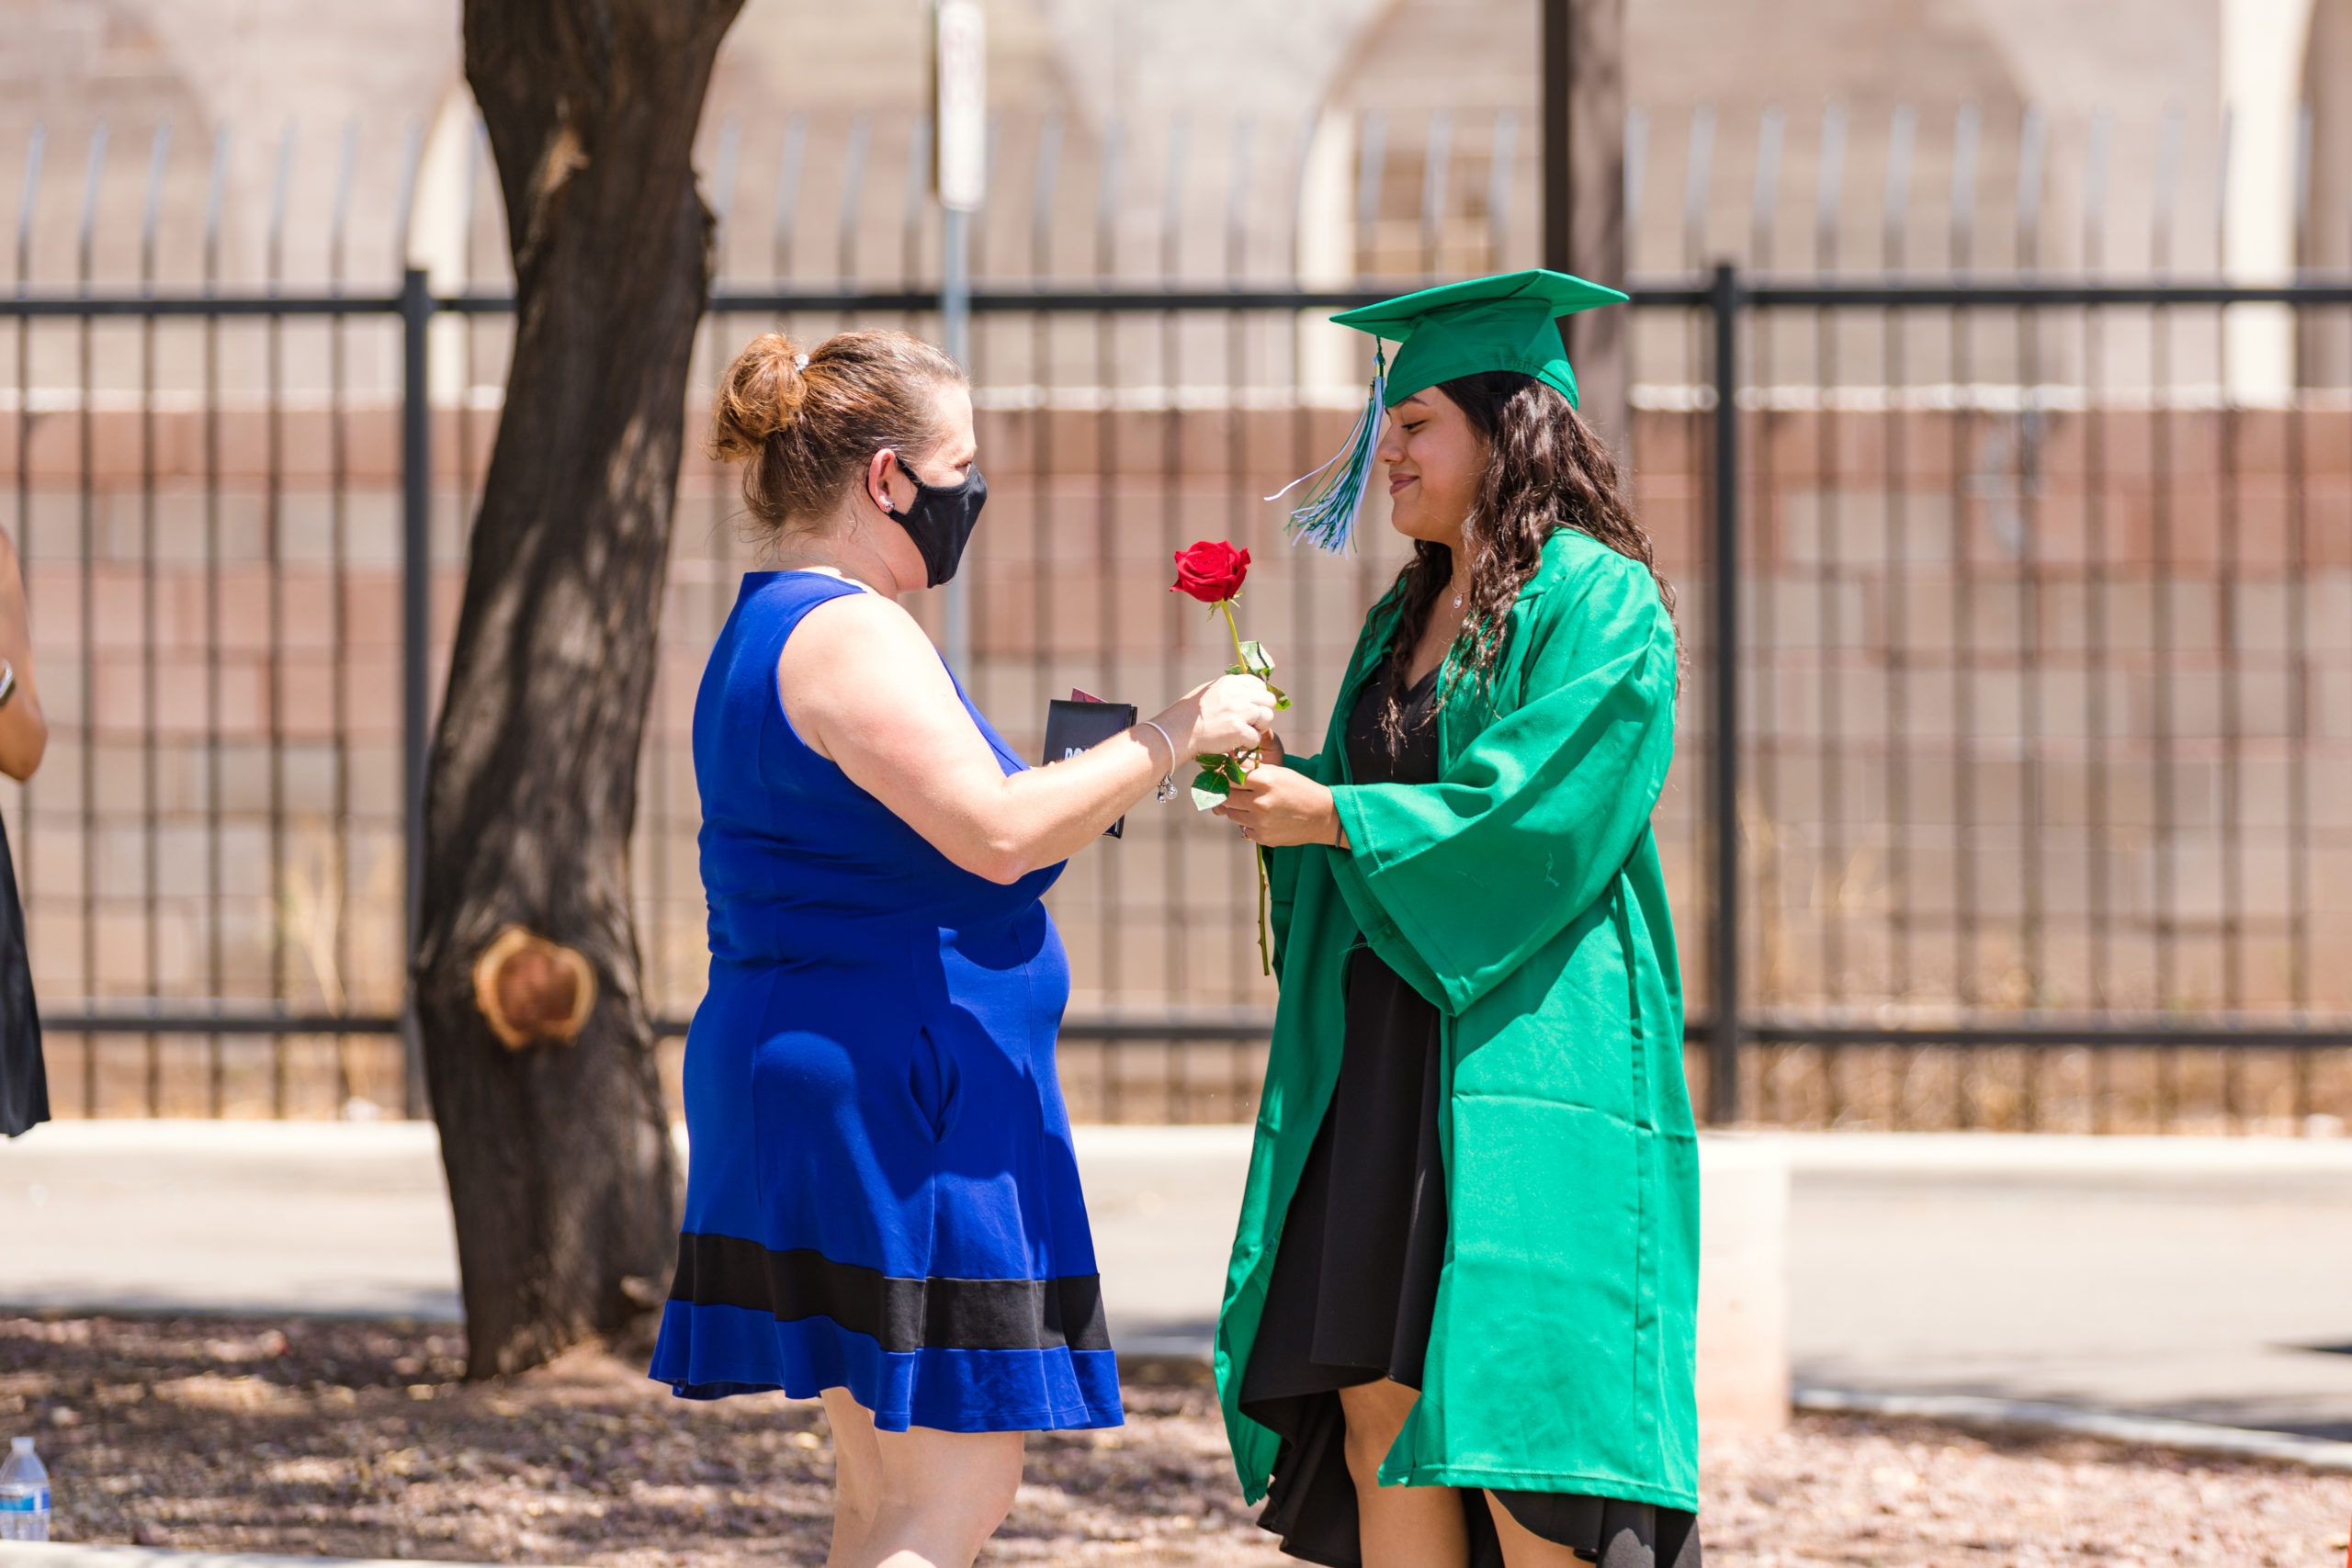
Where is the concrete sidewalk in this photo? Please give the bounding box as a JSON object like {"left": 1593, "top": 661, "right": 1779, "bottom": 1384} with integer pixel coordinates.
{"left": 1785, "top": 1132, "right": 2352, "bottom": 1442}
{"left": 0, "top": 1120, "right": 1245, "bottom": 1334}
{"left": 5, "top": 1121, "right": 2350, "bottom": 1442}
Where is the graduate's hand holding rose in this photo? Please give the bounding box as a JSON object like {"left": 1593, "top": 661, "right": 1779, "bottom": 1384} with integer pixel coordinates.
{"left": 1216, "top": 763, "right": 1346, "bottom": 850}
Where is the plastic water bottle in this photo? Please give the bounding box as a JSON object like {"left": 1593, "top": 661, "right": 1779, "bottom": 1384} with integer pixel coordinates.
{"left": 0, "top": 1436, "right": 50, "bottom": 1541}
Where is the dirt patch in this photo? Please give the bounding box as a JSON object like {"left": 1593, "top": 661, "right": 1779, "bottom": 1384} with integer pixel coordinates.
{"left": 1, "top": 1315, "right": 2341, "bottom": 1565}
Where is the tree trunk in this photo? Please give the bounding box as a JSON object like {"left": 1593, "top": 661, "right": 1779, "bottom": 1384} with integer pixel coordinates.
{"left": 1541, "top": 0, "right": 1629, "bottom": 453}
{"left": 416, "top": 0, "right": 742, "bottom": 1379}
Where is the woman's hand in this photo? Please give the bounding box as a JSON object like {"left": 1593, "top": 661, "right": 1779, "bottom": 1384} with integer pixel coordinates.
{"left": 1160, "top": 673, "right": 1276, "bottom": 757}
{"left": 1216, "top": 762, "right": 1342, "bottom": 849}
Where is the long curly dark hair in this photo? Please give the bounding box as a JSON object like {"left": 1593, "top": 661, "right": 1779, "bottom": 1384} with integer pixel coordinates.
{"left": 1374, "top": 371, "right": 1679, "bottom": 750}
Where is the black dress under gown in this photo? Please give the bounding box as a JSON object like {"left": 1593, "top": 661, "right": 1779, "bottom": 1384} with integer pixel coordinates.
{"left": 1237, "top": 653, "right": 1701, "bottom": 1568}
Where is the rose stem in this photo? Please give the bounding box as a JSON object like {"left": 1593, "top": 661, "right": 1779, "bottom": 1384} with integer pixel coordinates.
{"left": 1255, "top": 853, "right": 1272, "bottom": 976}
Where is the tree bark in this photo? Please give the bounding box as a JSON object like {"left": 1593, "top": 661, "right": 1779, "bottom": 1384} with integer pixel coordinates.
{"left": 1541, "top": 0, "right": 1630, "bottom": 454}
{"left": 417, "top": 0, "right": 742, "bottom": 1379}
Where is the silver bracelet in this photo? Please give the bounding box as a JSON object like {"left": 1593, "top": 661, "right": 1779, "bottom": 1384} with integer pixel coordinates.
{"left": 1137, "top": 719, "right": 1179, "bottom": 803}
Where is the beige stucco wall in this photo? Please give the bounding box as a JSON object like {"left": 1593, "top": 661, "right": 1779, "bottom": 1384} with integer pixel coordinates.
{"left": 1, "top": 0, "right": 2335, "bottom": 400}
{"left": 1, "top": 0, "right": 2261, "bottom": 281}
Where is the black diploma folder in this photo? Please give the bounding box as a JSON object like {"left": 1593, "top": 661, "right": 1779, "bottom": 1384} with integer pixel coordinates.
{"left": 1042, "top": 692, "right": 1139, "bottom": 838}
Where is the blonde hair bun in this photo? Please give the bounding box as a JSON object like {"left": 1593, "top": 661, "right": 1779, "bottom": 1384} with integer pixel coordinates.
{"left": 709, "top": 332, "right": 810, "bottom": 461}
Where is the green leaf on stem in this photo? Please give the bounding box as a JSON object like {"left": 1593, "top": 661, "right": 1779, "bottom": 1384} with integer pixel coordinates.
{"left": 1190, "top": 768, "right": 1233, "bottom": 812}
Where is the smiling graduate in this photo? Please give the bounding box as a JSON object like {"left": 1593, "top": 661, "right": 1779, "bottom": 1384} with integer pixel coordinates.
{"left": 1211, "top": 270, "right": 1702, "bottom": 1568}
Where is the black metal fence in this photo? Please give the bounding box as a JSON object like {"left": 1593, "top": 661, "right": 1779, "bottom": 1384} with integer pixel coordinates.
{"left": 8, "top": 107, "right": 2352, "bottom": 1130}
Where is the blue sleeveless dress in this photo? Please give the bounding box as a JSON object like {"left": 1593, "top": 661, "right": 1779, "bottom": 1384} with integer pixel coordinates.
{"left": 648, "top": 570, "right": 1123, "bottom": 1434}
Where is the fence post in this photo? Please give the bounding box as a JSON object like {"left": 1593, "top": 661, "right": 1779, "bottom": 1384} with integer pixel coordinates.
{"left": 398, "top": 266, "right": 432, "bottom": 1119}
{"left": 1708, "top": 260, "right": 1742, "bottom": 1124}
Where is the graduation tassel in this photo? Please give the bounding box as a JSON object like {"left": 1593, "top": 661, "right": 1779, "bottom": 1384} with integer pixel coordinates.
{"left": 1266, "top": 345, "right": 1385, "bottom": 553}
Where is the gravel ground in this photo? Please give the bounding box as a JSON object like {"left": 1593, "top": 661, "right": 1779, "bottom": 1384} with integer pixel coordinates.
{"left": 1, "top": 1315, "right": 2344, "bottom": 1566}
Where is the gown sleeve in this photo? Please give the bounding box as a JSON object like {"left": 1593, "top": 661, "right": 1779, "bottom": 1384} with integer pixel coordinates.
{"left": 1325, "top": 554, "right": 1678, "bottom": 1016}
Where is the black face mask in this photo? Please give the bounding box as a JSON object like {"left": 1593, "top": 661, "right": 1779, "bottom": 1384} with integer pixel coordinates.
{"left": 881, "top": 454, "right": 987, "bottom": 588}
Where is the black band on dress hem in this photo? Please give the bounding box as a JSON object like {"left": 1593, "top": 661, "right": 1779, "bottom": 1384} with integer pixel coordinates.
{"left": 669, "top": 1231, "right": 1113, "bottom": 1353}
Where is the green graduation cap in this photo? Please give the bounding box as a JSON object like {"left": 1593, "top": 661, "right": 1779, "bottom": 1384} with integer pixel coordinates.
{"left": 1270, "top": 268, "right": 1629, "bottom": 551}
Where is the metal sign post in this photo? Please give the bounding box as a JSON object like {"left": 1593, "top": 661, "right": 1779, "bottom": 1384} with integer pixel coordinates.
{"left": 933, "top": 0, "right": 985, "bottom": 678}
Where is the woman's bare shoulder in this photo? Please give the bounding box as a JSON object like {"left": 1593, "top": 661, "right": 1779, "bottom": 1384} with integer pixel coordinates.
{"left": 786, "top": 586, "right": 931, "bottom": 666}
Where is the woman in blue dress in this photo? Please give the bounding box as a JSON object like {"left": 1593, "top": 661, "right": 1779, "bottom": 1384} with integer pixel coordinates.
{"left": 649, "top": 327, "right": 1274, "bottom": 1568}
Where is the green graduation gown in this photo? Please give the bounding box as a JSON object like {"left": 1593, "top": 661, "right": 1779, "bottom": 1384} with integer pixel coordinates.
{"left": 1215, "top": 525, "right": 1700, "bottom": 1514}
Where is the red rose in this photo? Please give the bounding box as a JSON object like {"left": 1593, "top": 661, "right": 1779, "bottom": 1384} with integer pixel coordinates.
{"left": 1171, "top": 540, "right": 1250, "bottom": 604}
